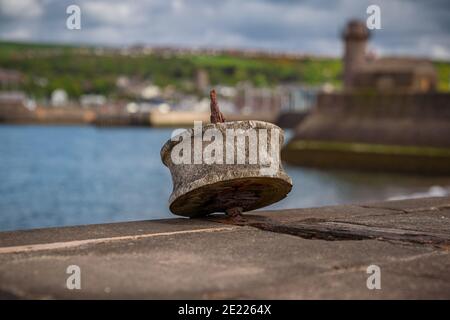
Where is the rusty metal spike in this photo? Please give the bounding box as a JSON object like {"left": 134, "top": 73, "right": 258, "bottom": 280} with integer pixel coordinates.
{"left": 210, "top": 89, "right": 225, "bottom": 124}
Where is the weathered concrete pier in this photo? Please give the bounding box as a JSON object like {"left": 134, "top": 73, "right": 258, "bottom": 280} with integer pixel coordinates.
{"left": 0, "top": 197, "right": 449, "bottom": 299}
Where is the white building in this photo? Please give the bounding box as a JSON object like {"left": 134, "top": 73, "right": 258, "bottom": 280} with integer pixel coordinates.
{"left": 80, "top": 94, "right": 106, "bottom": 107}
{"left": 51, "top": 89, "right": 68, "bottom": 107}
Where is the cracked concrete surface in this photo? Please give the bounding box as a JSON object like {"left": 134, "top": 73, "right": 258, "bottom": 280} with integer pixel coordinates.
{"left": 0, "top": 197, "right": 449, "bottom": 299}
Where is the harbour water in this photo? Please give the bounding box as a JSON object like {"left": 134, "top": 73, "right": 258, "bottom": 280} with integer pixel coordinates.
{"left": 1, "top": 125, "right": 449, "bottom": 231}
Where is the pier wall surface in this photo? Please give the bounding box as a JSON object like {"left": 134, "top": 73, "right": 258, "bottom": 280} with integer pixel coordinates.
{"left": 0, "top": 197, "right": 449, "bottom": 299}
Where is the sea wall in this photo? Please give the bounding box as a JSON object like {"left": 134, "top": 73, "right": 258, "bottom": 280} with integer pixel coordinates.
{"left": 0, "top": 105, "right": 95, "bottom": 125}
{"left": 299, "top": 92, "right": 450, "bottom": 147}
{"left": 282, "top": 92, "right": 450, "bottom": 174}
{"left": 0, "top": 106, "right": 278, "bottom": 128}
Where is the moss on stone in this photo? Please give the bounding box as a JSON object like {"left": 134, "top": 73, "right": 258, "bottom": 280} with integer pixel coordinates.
{"left": 286, "top": 140, "right": 450, "bottom": 157}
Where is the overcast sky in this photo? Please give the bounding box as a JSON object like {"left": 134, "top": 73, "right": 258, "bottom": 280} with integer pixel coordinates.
{"left": 1, "top": 0, "right": 449, "bottom": 60}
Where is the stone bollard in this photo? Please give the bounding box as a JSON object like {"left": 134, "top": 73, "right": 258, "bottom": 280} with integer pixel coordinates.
{"left": 161, "top": 91, "right": 292, "bottom": 219}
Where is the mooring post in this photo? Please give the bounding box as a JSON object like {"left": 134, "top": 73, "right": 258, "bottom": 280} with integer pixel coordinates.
{"left": 160, "top": 89, "right": 292, "bottom": 219}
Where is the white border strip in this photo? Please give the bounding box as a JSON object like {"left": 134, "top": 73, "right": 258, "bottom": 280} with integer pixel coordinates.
{"left": 0, "top": 226, "right": 236, "bottom": 254}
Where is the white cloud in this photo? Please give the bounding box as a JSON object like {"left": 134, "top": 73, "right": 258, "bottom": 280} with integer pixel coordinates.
{"left": 0, "top": 0, "right": 43, "bottom": 18}
{"left": 171, "top": 0, "right": 184, "bottom": 13}
{"left": 83, "top": 1, "right": 143, "bottom": 26}
{"left": 430, "top": 45, "right": 450, "bottom": 60}
{"left": 0, "top": 0, "right": 448, "bottom": 60}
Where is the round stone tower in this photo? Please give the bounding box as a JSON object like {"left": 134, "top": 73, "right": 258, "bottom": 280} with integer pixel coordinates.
{"left": 343, "top": 20, "right": 369, "bottom": 89}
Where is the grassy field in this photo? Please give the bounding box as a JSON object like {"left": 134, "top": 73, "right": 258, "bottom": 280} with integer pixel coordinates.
{"left": 0, "top": 41, "right": 449, "bottom": 99}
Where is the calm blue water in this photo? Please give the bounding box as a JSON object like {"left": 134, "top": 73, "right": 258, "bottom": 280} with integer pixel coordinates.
{"left": 1, "top": 125, "right": 449, "bottom": 231}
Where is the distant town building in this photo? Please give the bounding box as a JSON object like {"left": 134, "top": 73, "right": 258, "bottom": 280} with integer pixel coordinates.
{"left": 51, "top": 89, "right": 68, "bottom": 107}
{"left": 216, "top": 85, "right": 237, "bottom": 98}
{"left": 0, "top": 69, "right": 23, "bottom": 89}
{"left": 343, "top": 20, "right": 437, "bottom": 93}
{"left": 195, "top": 69, "right": 209, "bottom": 92}
{"left": 126, "top": 97, "right": 171, "bottom": 113}
{"left": 234, "top": 83, "right": 282, "bottom": 115}
{"left": 279, "top": 86, "right": 320, "bottom": 113}
{"left": 141, "top": 84, "right": 161, "bottom": 99}
{"left": 116, "top": 76, "right": 164, "bottom": 99}
{"left": 0, "top": 91, "right": 27, "bottom": 106}
{"left": 0, "top": 91, "right": 33, "bottom": 120}
{"left": 234, "top": 83, "right": 318, "bottom": 115}
{"left": 116, "top": 76, "right": 130, "bottom": 89}
{"left": 80, "top": 94, "right": 106, "bottom": 107}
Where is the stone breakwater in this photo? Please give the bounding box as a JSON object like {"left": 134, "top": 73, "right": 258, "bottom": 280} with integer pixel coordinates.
{"left": 282, "top": 92, "right": 450, "bottom": 174}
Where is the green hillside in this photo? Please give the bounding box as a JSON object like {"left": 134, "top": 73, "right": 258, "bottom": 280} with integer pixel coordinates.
{"left": 0, "top": 41, "right": 449, "bottom": 99}
{"left": 0, "top": 41, "right": 341, "bottom": 98}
